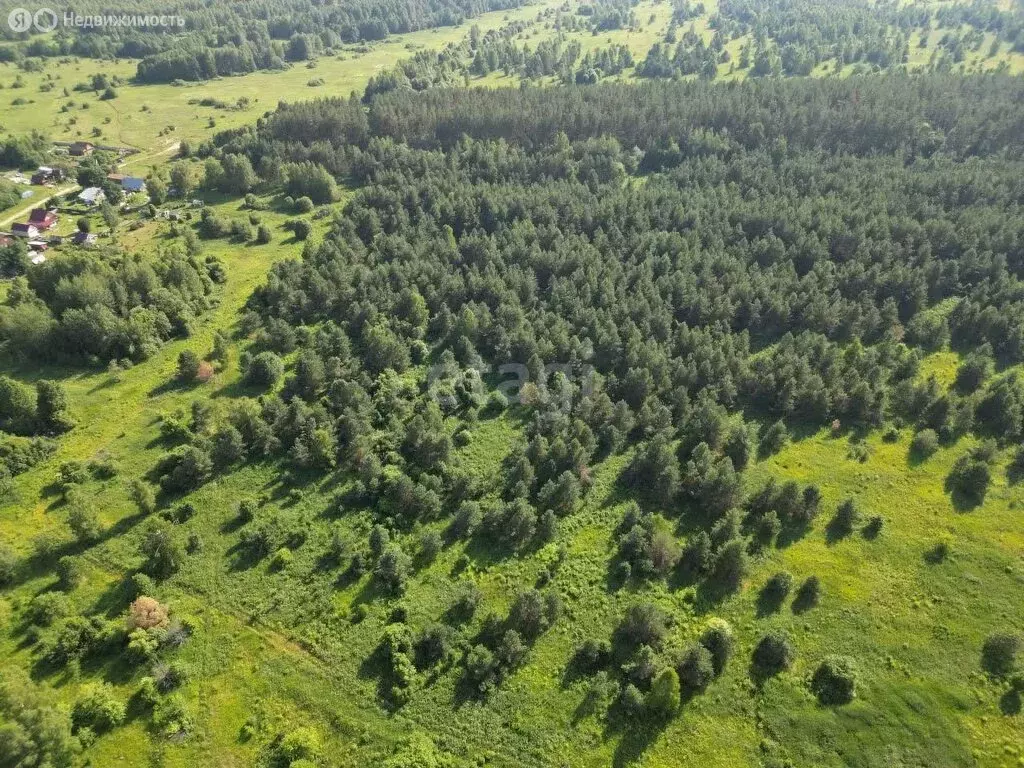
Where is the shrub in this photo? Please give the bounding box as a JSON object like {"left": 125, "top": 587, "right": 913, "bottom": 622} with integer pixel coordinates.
{"left": 134, "top": 677, "right": 159, "bottom": 709}
{"left": 295, "top": 196, "right": 314, "bottom": 213}
{"left": 910, "top": 428, "right": 939, "bottom": 459}
{"left": 418, "top": 530, "right": 442, "bottom": 564}
{"left": 152, "top": 694, "right": 192, "bottom": 737}
{"left": 831, "top": 498, "right": 860, "bottom": 537}
{"left": 155, "top": 445, "right": 212, "bottom": 493}
{"left": 699, "top": 619, "right": 733, "bottom": 677}
{"left": 129, "top": 479, "right": 156, "bottom": 514}
{"left": 794, "top": 575, "right": 821, "bottom": 612}
{"left": 256, "top": 223, "right": 272, "bottom": 244}
{"left": 680, "top": 530, "right": 712, "bottom": 576}
{"left": 127, "top": 596, "right": 169, "bottom": 630}
{"left": 369, "top": 524, "right": 390, "bottom": 558}
{"left": 27, "top": 591, "right": 71, "bottom": 627}
{"left": 508, "top": 588, "right": 555, "bottom": 640}
{"left": 46, "top": 615, "right": 108, "bottom": 665}
{"left": 711, "top": 538, "right": 748, "bottom": 592}
{"left": 955, "top": 349, "right": 992, "bottom": 393}
{"left": 465, "top": 644, "right": 498, "bottom": 695}
{"left": 140, "top": 522, "right": 183, "bottom": 578}
{"left": 176, "top": 349, "right": 201, "bottom": 382}
{"left": 763, "top": 571, "right": 793, "bottom": 601}
{"left": 446, "top": 581, "right": 481, "bottom": 625}
{"left": 946, "top": 451, "right": 991, "bottom": 506}
{"left": 616, "top": 602, "right": 667, "bottom": 650}
{"left": 484, "top": 390, "right": 508, "bottom": 414}
{"left": 271, "top": 547, "right": 294, "bottom": 570}
{"left": 415, "top": 624, "right": 455, "bottom": 669}
{"left": 130, "top": 572, "right": 155, "bottom": 600}
{"left": 759, "top": 419, "right": 788, "bottom": 456}
{"left": 293, "top": 219, "right": 312, "bottom": 240}
{"left": 675, "top": 642, "right": 714, "bottom": 692}
{"left": 0, "top": 544, "right": 17, "bottom": 585}
{"left": 575, "top": 638, "right": 612, "bottom": 672}
{"left": 496, "top": 629, "right": 528, "bottom": 672}
{"left": 126, "top": 627, "right": 160, "bottom": 664}
{"left": 56, "top": 554, "right": 82, "bottom": 590}
{"left": 161, "top": 502, "right": 195, "bottom": 524}
{"left": 245, "top": 351, "right": 284, "bottom": 388}
{"left": 645, "top": 668, "right": 680, "bottom": 718}
{"left": 374, "top": 547, "right": 410, "bottom": 594}
{"left": 752, "top": 630, "right": 795, "bottom": 677}
{"left": 863, "top": 515, "right": 883, "bottom": 538}
{"left": 66, "top": 493, "right": 102, "bottom": 543}
{"left": 72, "top": 683, "right": 125, "bottom": 733}
{"left": 810, "top": 655, "right": 858, "bottom": 705}
{"left": 982, "top": 632, "right": 1021, "bottom": 678}
{"left": 617, "top": 682, "right": 645, "bottom": 717}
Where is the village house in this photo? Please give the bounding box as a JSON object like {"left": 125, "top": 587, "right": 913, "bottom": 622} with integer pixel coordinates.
{"left": 122, "top": 176, "right": 146, "bottom": 193}
{"left": 106, "top": 173, "right": 147, "bottom": 194}
{"left": 28, "top": 208, "right": 58, "bottom": 230}
{"left": 69, "top": 141, "right": 95, "bottom": 157}
{"left": 78, "top": 187, "right": 106, "bottom": 207}
{"left": 71, "top": 231, "right": 97, "bottom": 247}
{"left": 30, "top": 166, "right": 63, "bottom": 185}
{"left": 12, "top": 223, "right": 39, "bottom": 238}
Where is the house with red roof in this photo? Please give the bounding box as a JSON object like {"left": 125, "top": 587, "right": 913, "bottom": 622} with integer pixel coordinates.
{"left": 28, "top": 208, "right": 58, "bottom": 230}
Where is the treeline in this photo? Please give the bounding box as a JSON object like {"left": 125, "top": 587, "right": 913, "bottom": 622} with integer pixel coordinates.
{"left": 362, "top": 21, "right": 636, "bottom": 101}
{"left": 0, "top": 0, "right": 530, "bottom": 82}
{"left": 200, "top": 75, "right": 1024, "bottom": 194}
{"left": 206, "top": 74, "right": 1024, "bottom": 165}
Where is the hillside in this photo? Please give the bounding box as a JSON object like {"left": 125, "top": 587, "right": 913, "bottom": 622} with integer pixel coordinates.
{"left": 0, "top": 2, "right": 1022, "bottom": 768}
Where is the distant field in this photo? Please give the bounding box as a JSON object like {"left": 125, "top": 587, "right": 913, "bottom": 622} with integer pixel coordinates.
{"left": 1, "top": 0, "right": 1019, "bottom": 169}
{"left": 0, "top": 0, "right": 566, "bottom": 161}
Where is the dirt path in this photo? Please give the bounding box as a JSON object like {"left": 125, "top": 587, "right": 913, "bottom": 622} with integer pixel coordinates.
{"left": 0, "top": 184, "right": 77, "bottom": 229}
{"left": 121, "top": 140, "right": 180, "bottom": 171}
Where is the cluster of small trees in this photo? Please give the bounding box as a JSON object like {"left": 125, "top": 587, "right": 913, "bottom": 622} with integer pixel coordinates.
{"left": 0, "top": 244, "right": 220, "bottom": 366}
{"left": 0, "top": 377, "right": 73, "bottom": 436}
{"left": 572, "top": 607, "right": 735, "bottom": 723}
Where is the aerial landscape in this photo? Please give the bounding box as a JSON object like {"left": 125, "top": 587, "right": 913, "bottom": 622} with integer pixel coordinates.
{"left": 0, "top": 0, "right": 1022, "bottom": 766}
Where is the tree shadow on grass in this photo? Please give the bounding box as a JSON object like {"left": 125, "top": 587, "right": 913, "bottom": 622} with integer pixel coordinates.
{"left": 603, "top": 704, "right": 666, "bottom": 768}
{"left": 88, "top": 572, "right": 136, "bottom": 619}
{"left": 775, "top": 518, "right": 813, "bottom": 549}
{"left": 147, "top": 378, "right": 198, "bottom": 399}
{"left": 692, "top": 578, "right": 739, "bottom": 613}
{"left": 1000, "top": 687, "right": 1022, "bottom": 715}
{"left": 225, "top": 539, "right": 265, "bottom": 572}
{"left": 357, "top": 639, "right": 407, "bottom": 713}
{"left": 943, "top": 473, "right": 986, "bottom": 512}
{"left": 791, "top": 589, "right": 819, "bottom": 616}
{"left": 1007, "top": 463, "right": 1024, "bottom": 486}
{"left": 755, "top": 587, "right": 787, "bottom": 619}
{"left": 823, "top": 517, "right": 855, "bottom": 546}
